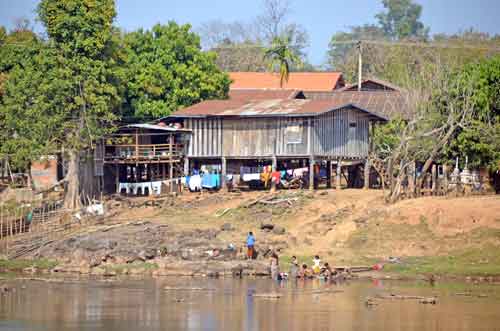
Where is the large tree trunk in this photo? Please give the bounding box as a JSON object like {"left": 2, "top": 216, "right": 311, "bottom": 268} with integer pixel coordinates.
{"left": 64, "top": 150, "right": 81, "bottom": 210}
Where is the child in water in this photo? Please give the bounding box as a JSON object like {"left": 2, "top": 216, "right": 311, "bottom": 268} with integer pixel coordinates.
{"left": 312, "top": 255, "right": 321, "bottom": 274}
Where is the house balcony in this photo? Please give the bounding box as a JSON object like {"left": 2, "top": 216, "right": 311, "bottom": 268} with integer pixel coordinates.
{"left": 103, "top": 143, "right": 185, "bottom": 164}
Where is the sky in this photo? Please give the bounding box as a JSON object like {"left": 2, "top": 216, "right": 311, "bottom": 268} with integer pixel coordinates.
{"left": 1, "top": 0, "right": 499, "bottom": 65}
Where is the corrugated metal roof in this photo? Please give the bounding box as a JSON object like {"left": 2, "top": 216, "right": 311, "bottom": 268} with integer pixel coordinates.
{"left": 125, "top": 123, "right": 191, "bottom": 132}
{"left": 168, "top": 98, "right": 388, "bottom": 121}
{"left": 303, "top": 91, "right": 407, "bottom": 119}
{"left": 229, "top": 72, "right": 344, "bottom": 91}
{"left": 228, "top": 89, "right": 300, "bottom": 100}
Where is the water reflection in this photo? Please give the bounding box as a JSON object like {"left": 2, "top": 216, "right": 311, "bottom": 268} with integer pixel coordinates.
{"left": 0, "top": 277, "right": 499, "bottom": 331}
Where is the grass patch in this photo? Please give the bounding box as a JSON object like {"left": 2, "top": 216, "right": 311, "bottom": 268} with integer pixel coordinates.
{"left": 108, "top": 262, "right": 158, "bottom": 274}
{"left": 0, "top": 258, "right": 58, "bottom": 271}
{"left": 383, "top": 245, "right": 500, "bottom": 277}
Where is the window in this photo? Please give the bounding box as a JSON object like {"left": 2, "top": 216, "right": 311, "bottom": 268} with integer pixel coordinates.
{"left": 285, "top": 124, "right": 302, "bottom": 144}
{"left": 349, "top": 122, "right": 357, "bottom": 128}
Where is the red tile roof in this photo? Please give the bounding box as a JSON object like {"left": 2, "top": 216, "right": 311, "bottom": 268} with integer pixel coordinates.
{"left": 229, "top": 72, "right": 344, "bottom": 91}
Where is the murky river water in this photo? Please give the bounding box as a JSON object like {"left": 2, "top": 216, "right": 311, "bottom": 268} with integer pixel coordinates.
{"left": 1, "top": 276, "right": 500, "bottom": 331}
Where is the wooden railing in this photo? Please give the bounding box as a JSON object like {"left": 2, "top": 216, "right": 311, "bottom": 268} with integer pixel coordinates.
{"left": 104, "top": 143, "right": 184, "bottom": 162}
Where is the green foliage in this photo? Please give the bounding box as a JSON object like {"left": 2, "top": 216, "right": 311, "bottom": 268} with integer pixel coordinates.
{"left": 372, "top": 118, "right": 406, "bottom": 159}
{"left": 123, "top": 22, "right": 230, "bottom": 119}
{"left": 327, "top": 24, "right": 385, "bottom": 74}
{"left": 445, "top": 56, "right": 500, "bottom": 170}
{"left": 376, "top": 0, "right": 429, "bottom": 40}
{"left": 1, "top": 0, "right": 120, "bottom": 161}
{"left": 264, "top": 35, "right": 302, "bottom": 87}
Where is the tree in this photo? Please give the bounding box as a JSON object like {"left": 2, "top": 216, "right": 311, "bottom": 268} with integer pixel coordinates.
{"left": 123, "top": 22, "right": 230, "bottom": 119}
{"left": 327, "top": 24, "right": 386, "bottom": 76}
{"left": 31, "top": 0, "right": 119, "bottom": 209}
{"left": 0, "top": 24, "right": 41, "bottom": 175}
{"left": 375, "top": 0, "right": 429, "bottom": 40}
{"left": 264, "top": 35, "right": 302, "bottom": 87}
{"left": 198, "top": 0, "right": 310, "bottom": 72}
{"left": 371, "top": 58, "right": 485, "bottom": 202}
{"left": 445, "top": 56, "right": 500, "bottom": 170}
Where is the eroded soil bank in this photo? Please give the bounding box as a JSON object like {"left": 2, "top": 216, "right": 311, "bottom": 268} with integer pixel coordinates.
{"left": 1, "top": 190, "right": 500, "bottom": 281}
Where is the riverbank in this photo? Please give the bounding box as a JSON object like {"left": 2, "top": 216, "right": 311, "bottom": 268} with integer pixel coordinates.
{"left": 1, "top": 190, "right": 499, "bottom": 281}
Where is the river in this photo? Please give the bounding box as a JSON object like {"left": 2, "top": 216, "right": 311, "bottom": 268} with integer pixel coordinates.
{"left": 1, "top": 276, "right": 499, "bottom": 330}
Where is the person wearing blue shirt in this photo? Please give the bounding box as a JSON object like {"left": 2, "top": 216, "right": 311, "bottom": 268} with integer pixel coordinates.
{"left": 246, "top": 232, "right": 255, "bottom": 260}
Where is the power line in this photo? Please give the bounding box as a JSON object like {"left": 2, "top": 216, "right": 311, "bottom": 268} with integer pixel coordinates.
{"left": 330, "top": 39, "right": 500, "bottom": 52}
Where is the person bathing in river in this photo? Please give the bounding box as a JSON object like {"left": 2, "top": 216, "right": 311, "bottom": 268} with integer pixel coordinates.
{"left": 289, "top": 256, "right": 299, "bottom": 278}
{"left": 246, "top": 232, "right": 255, "bottom": 260}
{"left": 299, "top": 264, "right": 313, "bottom": 279}
{"left": 270, "top": 251, "right": 280, "bottom": 280}
{"left": 320, "top": 263, "right": 333, "bottom": 279}
{"left": 312, "top": 255, "right": 322, "bottom": 274}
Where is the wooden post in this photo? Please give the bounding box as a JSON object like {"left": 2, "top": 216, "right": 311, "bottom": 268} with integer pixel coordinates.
{"left": 408, "top": 161, "right": 415, "bottom": 197}
{"left": 135, "top": 129, "right": 139, "bottom": 159}
{"left": 358, "top": 41, "right": 362, "bottom": 91}
{"left": 431, "top": 164, "right": 437, "bottom": 195}
{"left": 443, "top": 165, "right": 448, "bottom": 195}
{"left": 363, "top": 159, "right": 370, "bottom": 189}
{"left": 309, "top": 157, "right": 315, "bottom": 190}
{"left": 271, "top": 156, "right": 277, "bottom": 192}
{"left": 336, "top": 159, "right": 342, "bottom": 190}
{"left": 184, "top": 157, "right": 189, "bottom": 176}
{"left": 0, "top": 203, "right": 3, "bottom": 240}
{"left": 221, "top": 157, "right": 227, "bottom": 190}
{"left": 115, "top": 164, "right": 120, "bottom": 194}
{"left": 326, "top": 160, "right": 332, "bottom": 189}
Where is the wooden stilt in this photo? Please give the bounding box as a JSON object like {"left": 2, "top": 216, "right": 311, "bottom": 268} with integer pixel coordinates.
{"left": 271, "top": 156, "right": 277, "bottom": 192}
{"left": 364, "top": 159, "right": 370, "bottom": 189}
{"left": 326, "top": 160, "right": 332, "bottom": 189}
{"left": 309, "top": 157, "right": 315, "bottom": 190}
{"left": 336, "top": 159, "right": 342, "bottom": 190}
{"left": 115, "top": 164, "right": 120, "bottom": 194}
{"left": 184, "top": 157, "right": 189, "bottom": 176}
{"left": 221, "top": 157, "right": 227, "bottom": 190}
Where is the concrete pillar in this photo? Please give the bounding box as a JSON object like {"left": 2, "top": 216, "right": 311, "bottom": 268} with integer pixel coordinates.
{"left": 336, "top": 159, "right": 342, "bottom": 190}
{"left": 309, "top": 157, "right": 315, "bottom": 190}
{"left": 221, "top": 157, "right": 227, "bottom": 190}
{"left": 363, "top": 159, "right": 370, "bottom": 189}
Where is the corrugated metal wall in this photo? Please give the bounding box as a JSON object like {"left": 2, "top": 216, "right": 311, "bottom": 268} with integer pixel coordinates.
{"left": 312, "top": 108, "right": 369, "bottom": 158}
{"left": 184, "top": 108, "right": 369, "bottom": 159}
{"left": 184, "top": 118, "right": 223, "bottom": 157}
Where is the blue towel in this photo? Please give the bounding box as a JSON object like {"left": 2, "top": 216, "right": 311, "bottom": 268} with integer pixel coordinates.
{"left": 202, "top": 174, "right": 220, "bottom": 189}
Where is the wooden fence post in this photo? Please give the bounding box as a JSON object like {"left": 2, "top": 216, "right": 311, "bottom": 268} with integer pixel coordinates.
{"left": 432, "top": 164, "right": 437, "bottom": 195}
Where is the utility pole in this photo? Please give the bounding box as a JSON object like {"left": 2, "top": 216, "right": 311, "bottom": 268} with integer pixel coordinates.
{"left": 357, "top": 40, "right": 362, "bottom": 92}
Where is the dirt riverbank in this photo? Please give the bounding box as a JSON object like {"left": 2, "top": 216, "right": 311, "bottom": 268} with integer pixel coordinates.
{"left": 1, "top": 190, "right": 499, "bottom": 280}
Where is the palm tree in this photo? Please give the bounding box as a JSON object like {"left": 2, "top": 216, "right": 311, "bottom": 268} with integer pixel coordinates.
{"left": 264, "top": 36, "right": 302, "bottom": 88}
